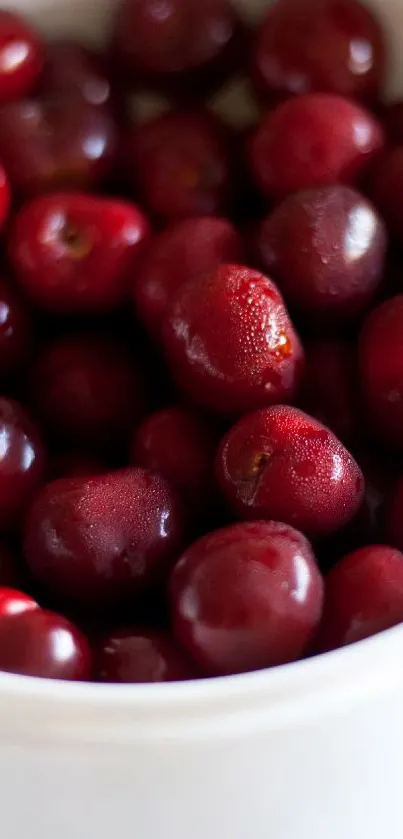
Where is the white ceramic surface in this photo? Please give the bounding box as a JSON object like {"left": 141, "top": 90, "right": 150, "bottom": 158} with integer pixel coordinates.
{"left": 0, "top": 1, "right": 403, "bottom": 838}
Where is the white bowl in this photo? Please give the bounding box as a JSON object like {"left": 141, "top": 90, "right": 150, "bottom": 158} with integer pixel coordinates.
{"left": 1, "top": 1, "right": 403, "bottom": 838}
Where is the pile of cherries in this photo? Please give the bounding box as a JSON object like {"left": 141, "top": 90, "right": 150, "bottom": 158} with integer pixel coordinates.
{"left": 0, "top": 0, "right": 403, "bottom": 684}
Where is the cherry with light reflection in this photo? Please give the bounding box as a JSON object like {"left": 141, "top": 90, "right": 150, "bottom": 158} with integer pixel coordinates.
{"left": 0, "top": 398, "right": 45, "bottom": 531}
{"left": 0, "top": 10, "right": 44, "bottom": 102}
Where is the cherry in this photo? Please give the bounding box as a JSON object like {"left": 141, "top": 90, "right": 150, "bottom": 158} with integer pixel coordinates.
{"left": 251, "top": 0, "right": 385, "bottom": 105}
{"left": 0, "top": 398, "right": 45, "bottom": 531}
{"left": 40, "top": 40, "right": 114, "bottom": 110}
{"left": 113, "top": 0, "right": 243, "bottom": 99}
{"left": 125, "top": 111, "right": 232, "bottom": 223}
{"left": 299, "top": 342, "right": 358, "bottom": 444}
{"left": 31, "top": 334, "right": 146, "bottom": 450}
{"left": 370, "top": 147, "right": 403, "bottom": 238}
{"left": 163, "top": 264, "right": 304, "bottom": 417}
{"left": 316, "top": 545, "right": 403, "bottom": 651}
{"left": 0, "top": 278, "right": 32, "bottom": 379}
{"left": 0, "top": 608, "right": 91, "bottom": 680}
{"left": 132, "top": 406, "right": 219, "bottom": 509}
{"left": 0, "top": 10, "right": 44, "bottom": 102}
{"left": 9, "top": 192, "right": 150, "bottom": 314}
{"left": 256, "top": 185, "right": 386, "bottom": 322}
{"left": 249, "top": 94, "right": 384, "bottom": 200}
{"left": 170, "top": 520, "right": 324, "bottom": 675}
{"left": 216, "top": 405, "right": 364, "bottom": 540}
{"left": 24, "top": 468, "right": 185, "bottom": 610}
{"left": 385, "top": 476, "right": 403, "bottom": 552}
{"left": 133, "top": 216, "right": 243, "bottom": 341}
{"left": 0, "top": 587, "right": 38, "bottom": 616}
{"left": 95, "top": 628, "right": 196, "bottom": 683}
{"left": 359, "top": 296, "right": 403, "bottom": 448}
{"left": 0, "top": 97, "right": 118, "bottom": 199}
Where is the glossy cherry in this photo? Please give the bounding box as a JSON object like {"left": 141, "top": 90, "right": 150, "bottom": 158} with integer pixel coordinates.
{"left": 249, "top": 93, "right": 384, "bottom": 199}
{"left": 9, "top": 192, "right": 150, "bottom": 314}
{"left": 370, "top": 147, "right": 403, "bottom": 239}
{"left": 0, "top": 587, "right": 38, "bottom": 616}
{"left": 0, "top": 278, "right": 32, "bottom": 379}
{"left": 0, "top": 398, "right": 45, "bottom": 530}
{"left": 359, "top": 296, "right": 403, "bottom": 447}
{"left": 0, "top": 10, "right": 44, "bottom": 102}
{"left": 317, "top": 545, "right": 403, "bottom": 651}
{"left": 251, "top": 0, "right": 385, "bottom": 104}
{"left": 163, "top": 264, "right": 304, "bottom": 417}
{"left": 126, "top": 111, "right": 232, "bottom": 223}
{"left": 31, "top": 334, "right": 145, "bottom": 450}
{"left": 40, "top": 40, "right": 114, "bottom": 109}
{"left": 95, "top": 628, "right": 196, "bottom": 683}
{"left": 113, "top": 0, "right": 243, "bottom": 98}
{"left": 216, "top": 405, "right": 364, "bottom": 540}
{"left": 256, "top": 185, "right": 386, "bottom": 322}
{"left": 0, "top": 97, "right": 118, "bottom": 199}
{"left": 170, "top": 521, "right": 324, "bottom": 675}
{"left": 24, "top": 467, "right": 185, "bottom": 610}
{"left": 133, "top": 216, "right": 243, "bottom": 341}
{"left": 0, "top": 608, "right": 91, "bottom": 679}
{"left": 132, "top": 406, "right": 219, "bottom": 509}
{"left": 299, "top": 342, "right": 358, "bottom": 444}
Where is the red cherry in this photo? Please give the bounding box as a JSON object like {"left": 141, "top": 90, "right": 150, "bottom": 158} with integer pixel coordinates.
{"left": 0, "top": 398, "right": 45, "bottom": 531}
{"left": 256, "top": 186, "right": 386, "bottom": 322}
{"left": 359, "top": 296, "right": 403, "bottom": 447}
{"left": 370, "top": 147, "right": 403, "bottom": 238}
{"left": 40, "top": 40, "right": 114, "bottom": 109}
{"left": 316, "top": 545, "right": 403, "bottom": 651}
{"left": 299, "top": 342, "right": 359, "bottom": 444}
{"left": 113, "top": 0, "right": 243, "bottom": 98}
{"left": 0, "top": 97, "right": 118, "bottom": 199}
{"left": 9, "top": 192, "right": 150, "bottom": 314}
{"left": 0, "top": 587, "right": 38, "bottom": 616}
{"left": 216, "top": 405, "right": 364, "bottom": 540}
{"left": 249, "top": 94, "right": 384, "bottom": 199}
{"left": 125, "top": 111, "right": 232, "bottom": 223}
{"left": 170, "top": 521, "right": 324, "bottom": 675}
{"left": 251, "top": 0, "right": 385, "bottom": 104}
{"left": 132, "top": 406, "right": 219, "bottom": 509}
{"left": 133, "top": 216, "right": 243, "bottom": 341}
{"left": 0, "top": 10, "right": 44, "bottom": 102}
{"left": 31, "top": 334, "right": 146, "bottom": 450}
{"left": 163, "top": 264, "right": 304, "bottom": 417}
{"left": 0, "top": 278, "right": 32, "bottom": 379}
{"left": 24, "top": 468, "right": 185, "bottom": 610}
{"left": 0, "top": 609, "right": 91, "bottom": 680}
{"left": 95, "top": 628, "right": 196, "bottom": 683}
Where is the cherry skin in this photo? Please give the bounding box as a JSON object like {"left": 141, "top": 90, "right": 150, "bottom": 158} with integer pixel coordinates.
{"left": 40, "top": 40, "right": 114, "bottom": 110}
{"left": 216, "top": 405, "right": 364, "bottom": 540}
{"left": 9, "top": 192, "right": 150, "bottom": 314}
{"left": 126, "top": 111, "right": 232, "bottom": 223}
{"left": 31, "top": 334, "right": 146, "bottom": 450}
{"left": 256, "top": 186, "right": 386, "bottom": 323}
{"left": 0, "top": 609, "right": 91, "bottom": 680}
{"left": 113, "top": 0, "right": 243, "bottom": 99}
{"left": 251, "top": 0, "right": 385, "bottom": 104}
{"left": 0, "top": 278, "right": 32, "bottom": 379}
{"left": 0, "top": 398, "right": 45, "bottom": 531}
{"left": 249, "top": 93, "right": 384, "bottom": 200}
{"left": 299, "top": 342, "right": 358, "bottom": 444}
{"left": 163, "top": 264, "right": 304, "bottom": 417}
{"left": 133, "top": 216, "right": 243, "bottom": 341}
{"left": 370, "top": 147, "right": 403, "bottom": 239}
{"left": 0, "top": 587, "right": 38, "bottom": 616}
{"left": 24, "top": 468, "right": 185, "bottom": 610}
{"left": 0, "top": 10, "right": 44, "bottom": 102}
{"left": 0, "top": 97, "right": 118, "bottom": 200}
{"left": 359, "top": 295, "right": 403, "bottom": 448}
{"left": 95, "top": 628, "right": 197, "bottom": 683}
{"left": 132, "top": 406, "right": 219, "bottom": 510}
{"left": 316, "top": 545, "right": 403, "bottom": 652}
{"left": 170, "top": 520, "right": 324, "bottom": 675}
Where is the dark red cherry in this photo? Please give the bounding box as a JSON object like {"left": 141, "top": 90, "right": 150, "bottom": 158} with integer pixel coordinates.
{"left": 0, "top": 398, "right": 45, "bottom": 530}
{"left": 95, "top": 628, "right": 196, "bottom": 682}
